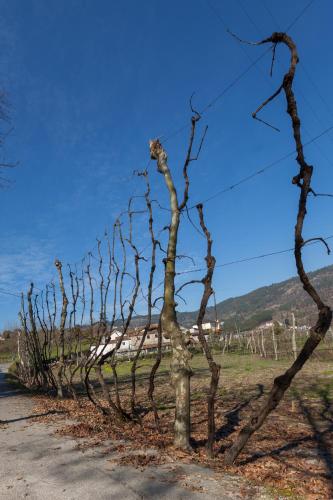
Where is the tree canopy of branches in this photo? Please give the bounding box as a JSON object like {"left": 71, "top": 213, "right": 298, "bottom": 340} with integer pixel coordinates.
{"left": 224, "top": 31, "right": 332, "bottom": 465}
{"left": 15, "top": 32, "right": 332, "bottom": 467}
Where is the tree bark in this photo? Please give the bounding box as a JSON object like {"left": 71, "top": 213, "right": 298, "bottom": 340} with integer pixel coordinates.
{"left": 272, "top": 326, "right": 278, "bottom": 361}
{"left": 55, "top": 260, "right": 68, "bottom": 398}
{"left": 195, "top": 203, "right": 220, "bottom": 457}
{"left": 150, "top": 139, "right": 192, "bottom": 450}
{"left": 291, "top": 312, "right": 297, "bottom": 361}
{"left": 224, "top": 32, "right": 332, "bottom": 465}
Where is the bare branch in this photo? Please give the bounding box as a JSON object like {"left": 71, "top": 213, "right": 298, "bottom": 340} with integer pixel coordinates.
{"left": 150, "top": 138, "right": 193, "bottom": 449}
{"left": 179, "top": 95, "right": 207, "bottom": 211}
{"left": 152, "top": 296, "right": 164, "bottom": 309}
{"left": 302, "top": 237, "right": 331, "bottom": 255}
{"left": 227, "top": 29, "right": 263, "bottom": 46}
{"left": 224, "top": 31, "right": 332, "bottom": 466}
{"left": 54, "top": 259, "right": 69, "bottom": 398}
{"left": 310, "top": 189, "right": 333, "bottom": 198}
{"left": 270, "top": 42, "right": 277, "bottom": 76}
{"left": 252, "top": 84, "right": 283, "bottom": 131}
{"left": 175, "top": 292, "right": 187, "bottom": 305}
{"left": 175, "top": 279, "right": 202, "bottom": 296}
{"left": 195, "top": 203, "right": 220, "bottom": 457}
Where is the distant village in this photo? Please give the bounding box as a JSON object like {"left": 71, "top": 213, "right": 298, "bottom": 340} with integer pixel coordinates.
{"left": 90, "top": 317, "right": 313, "bottom": 360}
{"left": 0, "top": 316, "right": 318, "bottom": 364}
{"left": 91, "top": 320, "right": 222, "bottom": 359}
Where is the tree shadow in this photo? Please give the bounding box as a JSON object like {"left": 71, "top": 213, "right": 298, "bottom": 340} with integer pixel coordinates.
{"left": 239, "top": 384, "right": 333, "bottom": 494}
{"left": 1, "top": 409, "right": 66, "bottom": 424}
{"left": 216, "top": 383, "right": 264, "bottom": 450}
{"left": 0, "top": 371, "right": 33, "bottom": 398}
{"left": 296, "top": 390, "right": 333, "bottom": 491}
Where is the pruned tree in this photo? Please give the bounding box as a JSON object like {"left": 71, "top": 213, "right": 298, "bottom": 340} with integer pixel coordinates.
{"left": 224, "top": 32, "right": 332, "bottom": 465}
{"left": 150, "top": 138, "right": 193, "bottom": 449}
{"left": 271, "top": 325, "right": 278, "bottom": 361}
{"left": 18, "top": 284, "right": 56, "bottom": 389}
{"left": 195, "top": 203, "right": 220, "bottom": 456}
{"left": 149, "top": 103, "right": 207, "bottom": 450}
{"left": 54, "top": 259, "right": 69, "bottom": 398}
{"left": 130, "top": 170, "right": 157, "bottom": 418}
{"left": 173, "top": 202, "right": 219, "bottom": 455}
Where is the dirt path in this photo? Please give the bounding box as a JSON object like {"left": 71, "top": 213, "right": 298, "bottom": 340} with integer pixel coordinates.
{"left": 0, "top": 365, "right": 276, "bottom": 499}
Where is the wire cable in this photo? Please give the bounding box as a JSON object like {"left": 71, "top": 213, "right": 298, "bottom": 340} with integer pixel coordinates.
{"left": 176, "top": 234, "right": 333, "bottom": 276}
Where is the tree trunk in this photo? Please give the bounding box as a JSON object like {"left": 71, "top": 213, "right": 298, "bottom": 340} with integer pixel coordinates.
{"left": 272, "top": 326, "right": 278, "bottom": 361}
{"left": 251, "top": 331, "right": 256, "bottom": 354}
{"left": 261, "top": 329, "right": 266, "bottom": 358}
{"left": 291, "top": 312, "right": 297, "bottom": 361}
{"left": 224, "top": 308, "right": 331, "bottom": 464}
{"left": 55, "top": 260, "right": 68, "bottom": 398}
{"left": 195, "top": 203, "right": 220, "bottom": 457}
{"left": 224, "top": 31, "right": 332, "bottom": 465}
{"left": 148, "top": 321, "right": 162, "bottom": 429}
{"left": 150, "top": 139, "right": 192, "bottom": 450}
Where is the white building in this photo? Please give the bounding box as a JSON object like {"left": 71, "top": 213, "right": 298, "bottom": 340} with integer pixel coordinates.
{"left": 91, "top": 336, "right": 131, "bottom": 358}
{"left": 189, "top": 321, "right": 220, "bottom": 334}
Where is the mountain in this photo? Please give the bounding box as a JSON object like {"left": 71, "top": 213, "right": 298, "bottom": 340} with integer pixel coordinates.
{"left": 129, "top": 265, "right": 333, "bottom": 331}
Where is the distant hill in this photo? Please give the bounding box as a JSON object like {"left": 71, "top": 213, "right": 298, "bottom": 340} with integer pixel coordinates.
{"left": 128, "top": 265, "right": 333, "bottom": 331}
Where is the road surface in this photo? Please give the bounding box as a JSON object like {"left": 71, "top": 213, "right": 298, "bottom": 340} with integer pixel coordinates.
{"left": 0, "top": 364, "right": 274, "bottom": 499}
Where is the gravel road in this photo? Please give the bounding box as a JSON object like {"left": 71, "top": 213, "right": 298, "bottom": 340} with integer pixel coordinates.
{"left": 0, "top": 364, "right": 276, "bottom": 499}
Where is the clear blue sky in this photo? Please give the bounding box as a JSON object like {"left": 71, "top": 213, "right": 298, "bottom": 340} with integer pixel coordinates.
{"left": 0, "top": 0, "right": 332, "bottom": 329}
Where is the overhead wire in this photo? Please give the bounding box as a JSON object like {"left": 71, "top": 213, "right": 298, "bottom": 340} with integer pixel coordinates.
{"left": 2, "top": 233, "right": 332, "bottom": 300}
{"left": 43, "top": 0, "right": 324, "bottom": 272}
{"left": 258, "top": 0, "right": 333, "bottom": 157}
{"left": 4, "top": 0, "right": 330, "bottom": 308}
{"left": 176, "top": 234, "right": 333, "bottom": 276}
{"left": 188, "top": 123, "right": 333, "bottom": 208}
{"left": 284, "top": 0, "right": 315, "bottom": 33}
{"left": 0, "top": 288, "right": 21, "bottom": 298}
{"left": 207, "top": 0, "right": 333, "bottom": 158}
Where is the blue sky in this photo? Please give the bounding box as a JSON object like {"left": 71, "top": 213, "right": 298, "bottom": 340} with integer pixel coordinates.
{"left": 0, "top": 0, "right": 332, "bottom": 329}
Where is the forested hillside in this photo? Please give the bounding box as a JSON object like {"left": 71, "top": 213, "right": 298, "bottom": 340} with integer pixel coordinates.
{"left": 129, "top": 265, "right": 333, "bottom": 330}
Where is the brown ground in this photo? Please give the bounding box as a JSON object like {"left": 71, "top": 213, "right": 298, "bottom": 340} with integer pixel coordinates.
{"left": 32, "top": 353, "right": 333, "bottom": 499}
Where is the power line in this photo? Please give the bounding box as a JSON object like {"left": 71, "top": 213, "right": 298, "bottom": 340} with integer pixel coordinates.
{"left": 202, "top": 0, "right": 333, "bottom": 171}
{"left": 161, "top": 47, "right": 271, "bottom": 143}
{"left": 137, "top": 121, "right": 333, "bottom": 260}
{"left": 207, "top": 0, "right": 328, "bottom": 138}
{"left": 199, "top": 0, "right": 332, "bottom": 207}
{"left": 237, "top": 0, "right": 314, "bottom": 35}
{"left": 176, "top": 234, "right": 333, "bottom": 276}
{"left": 259, "top": 0, "right": 333, "bottom": 156}
{"left": 299, "top": 62, "right": 333, "bottom": 119}
{"left": 58, "top": 45, "right": 275, "bottom": 270}
{"left": 285, "top": 0, "right": 315, "bottom": 33}
{"left": 48, "top": 0, "right": 319, "bottom": 272}
{"left": 3, "top": 233, "right": 332, "bottom": 301}
{"left": 188, "top": 123, "right": 333, "bottom": 208}
{"left": 8, "top": 0, "right": 327, "bottom": 303}
{"left": 0, "top": 288, "right": 21, "bottom": 298}
{"left": 118, "top": 232, "right": 333, "bottom": 315}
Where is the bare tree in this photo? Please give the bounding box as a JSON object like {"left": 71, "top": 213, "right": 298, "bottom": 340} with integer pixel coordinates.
{"left": 195, "top": 203, "right": 220, "bottom": 457}
{"left": 271, "top": 325, "right": 278, "bottom": 361}
{"left": 149, "top": 104, "right": 207, "bottom": 449}
{"left": 224, "top": 32, "right": 332, "bottom": 465}
{"left": 54, "top": 259, "right": 69, "bottom": 398}
{"left": 291, "top": 312, "right": 297, "bottom": 360}
{"left": 130, "top": 171, "right": 157, "bottom": 417}
{"left": 173, "top": 202, "right": 219, "bottom": 454}
{"left": 150, "top": 138, "right": 192, "bottom": 449}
